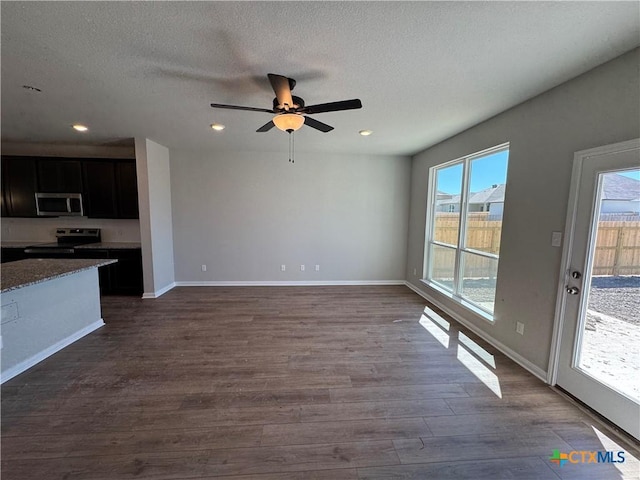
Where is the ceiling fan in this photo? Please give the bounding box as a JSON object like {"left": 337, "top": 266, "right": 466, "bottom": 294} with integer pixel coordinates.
{"left": 210, "top": 73, "right": 362, "bottom": 133}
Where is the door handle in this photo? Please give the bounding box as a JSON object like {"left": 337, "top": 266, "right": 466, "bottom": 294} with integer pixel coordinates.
{"left": 566, "top": 286, "right": 580, "bottom": 295}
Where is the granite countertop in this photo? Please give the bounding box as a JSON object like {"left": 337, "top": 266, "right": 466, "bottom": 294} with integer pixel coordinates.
{"left": 0, "top": 258, "right": 117, "bottom": 293}
{"left": 74, "top": 242, "right": 141, "bottom": 249}
{"left": 1, "top": 241, "right": 141, "bottom": 249}
{"left": 1, "top": 242, "right": 47, "bottom": 249}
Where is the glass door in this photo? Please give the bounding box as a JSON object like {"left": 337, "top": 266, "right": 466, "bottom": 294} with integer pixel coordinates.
{"left": 555, "top": 139, "right": 639, "bottom": 440}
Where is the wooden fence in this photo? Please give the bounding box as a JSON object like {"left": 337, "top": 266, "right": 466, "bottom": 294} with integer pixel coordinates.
{"left": 434, "top": 213, "right": 501, "bottom": 254}
{"left": 432, "top": 214, "right": 640, "bottom": 278}
{"left": 592, "top": 221, "right": 640, "bottom": 276}
{"left": 431, "top": 213, "right": 501, "bottom": 280}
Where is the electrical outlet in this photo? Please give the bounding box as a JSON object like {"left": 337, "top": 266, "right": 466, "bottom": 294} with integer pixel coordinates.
{"left": 201, "top": 264, "right": 207, "bottom": 272}
{"left": 281, "top": 264, "right": 286, "bottom": 272}
{"left": 300, "top": 265, "right": 305, "bottom": 271}
{"left": 516, "top": 322, "right": 525, "bottom": 335}
{"left": 315, "top": 264, "right": 320, "bottom": 272}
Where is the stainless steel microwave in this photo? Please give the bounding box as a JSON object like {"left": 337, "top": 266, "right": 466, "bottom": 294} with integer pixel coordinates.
{"left": 35, "top": 193, "right": 84, "bottom": 216}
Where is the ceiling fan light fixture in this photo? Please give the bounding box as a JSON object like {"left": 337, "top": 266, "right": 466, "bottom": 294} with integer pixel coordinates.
{"left": 273, "top": 113, "right": 304, "bottom": 132}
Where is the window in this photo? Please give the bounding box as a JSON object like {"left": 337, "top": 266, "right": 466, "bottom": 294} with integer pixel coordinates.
{"left": 424, "top": 144, "right": 509, "bottom": 318}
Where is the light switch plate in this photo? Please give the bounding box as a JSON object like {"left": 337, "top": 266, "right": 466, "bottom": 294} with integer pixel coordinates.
{"left": 551, "top": 231, "right": 562, "bottom": 247}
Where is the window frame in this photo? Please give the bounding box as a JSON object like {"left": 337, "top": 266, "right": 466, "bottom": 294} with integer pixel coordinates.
{"left": 422, "top": 143, "right": 509, "bottom": 321}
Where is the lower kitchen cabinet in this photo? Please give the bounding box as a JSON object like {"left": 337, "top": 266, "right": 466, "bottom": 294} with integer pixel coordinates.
{"left": 109, "top": 249, "right": 143, "bottom": 295}
{"left": 1, "top": 247, "right": 28, "bottom": 263}
{"left": 75, "top": 248, "right": 142, "bottom": 296}
{"left": 76, "top": 249, "right": 113, "bottom": 295}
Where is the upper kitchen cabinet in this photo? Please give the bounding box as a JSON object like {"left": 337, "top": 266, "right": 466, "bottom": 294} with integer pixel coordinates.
{"left": 82, "top": 160, "right": 118, "bottom": 217}
{"left": 115, "top": 161, "right": 139, "bottom": 219}
{"left": 1, "top": 156, "right": 38, "bottom": 217}
{"left": 82, "top": 159, "right": 139, "bottom": 219}
{"left": 1, "top": 156, "right": 139, "bottom": 219}
{"left": 36, "top": 158, "right": 83, "bottom": 193}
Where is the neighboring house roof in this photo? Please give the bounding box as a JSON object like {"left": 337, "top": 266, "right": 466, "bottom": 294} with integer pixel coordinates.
{"left": 436, "top": 175, "right": 639, "bottom": 206}
{"left": 469, "top": 184, "right": 506, "bottom": 204}
{"left": 436, "top": 190, "right": 453, "bottom": 198}
{"left": 602, "top": 173, "right": 640, "bottom": 200}
{"left": 438, "top": 184, "right": 506, "bottom": 205}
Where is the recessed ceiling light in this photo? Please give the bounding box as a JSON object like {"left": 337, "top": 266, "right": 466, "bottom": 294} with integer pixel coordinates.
{"left": 210, "top": 123, "right": 225, "bottom": 131}
{"left": 359, "top": 130, "right": 373, "bottom": 136}
{"left": 72, "top": 124, "right": 89, "bottom": 132}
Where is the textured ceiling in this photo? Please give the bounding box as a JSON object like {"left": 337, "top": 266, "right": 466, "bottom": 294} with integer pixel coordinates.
{"left": 2, "top": 2, "right": 639, "bottom": 156}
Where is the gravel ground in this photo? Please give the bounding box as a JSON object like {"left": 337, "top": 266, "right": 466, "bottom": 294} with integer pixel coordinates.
{"left": 460, "top": 275, "right": 639, "bottom": 400}
{"left": 588, "top": 276, "right": 639, "bottom": 326}
{"left": 581, "top": 310, "right": 639, "bottom": 401}
{"left": 442, "top": 275, "right": 639, "bottom": 325}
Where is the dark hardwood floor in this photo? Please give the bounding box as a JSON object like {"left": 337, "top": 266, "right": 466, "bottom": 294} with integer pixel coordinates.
{"left": 2, "top": 286, "right": 638, "bottom": 479}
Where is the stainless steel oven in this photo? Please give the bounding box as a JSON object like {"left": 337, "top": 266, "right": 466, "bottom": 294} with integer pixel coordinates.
{"left": 24, "top": 228, "right": 101, "bottom": 257}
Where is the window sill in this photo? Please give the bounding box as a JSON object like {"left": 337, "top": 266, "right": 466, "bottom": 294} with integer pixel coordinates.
{"left": 419, "top": 279, "right": 495, "bottom": 323}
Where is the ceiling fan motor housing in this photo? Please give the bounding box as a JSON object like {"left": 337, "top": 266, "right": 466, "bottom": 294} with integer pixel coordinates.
{"left": 210, "top": 73, "right": 361, "bottom": 133}
{"left": 273, "top": 96, "right": 305, "bottom": 112}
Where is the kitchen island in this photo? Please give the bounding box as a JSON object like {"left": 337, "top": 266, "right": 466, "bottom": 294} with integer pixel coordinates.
{"left": 1, "top": 258, "right": 116, "bottom": 383}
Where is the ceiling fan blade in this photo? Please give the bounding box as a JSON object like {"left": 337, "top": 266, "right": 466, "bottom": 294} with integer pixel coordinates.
{"left": 256, "top": 120, "right": 275, "bottom": 132}
{"left": 304, "top": 116, "right": 334, "bottom": 133}
{"left": 211, "top": 103, "right": 273, "bottom": 113}
{"left": 302, "top": 99, "right": 362, "bottom": 114}
{"left": 267, "top": 73, "right": 294, "bottom": 110}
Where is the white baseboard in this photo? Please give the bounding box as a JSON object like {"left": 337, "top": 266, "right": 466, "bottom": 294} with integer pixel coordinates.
{"left": 142, "top": 282, "right": 176, "bottom": 299}
{"left": 174, "top": 280, "right": 406, "bottom": 287}
{"left": 404, "top": 281, "right": 547, "bottom": 382}
{"left": 1, "top": 319, "right": 105, "bottom": 384}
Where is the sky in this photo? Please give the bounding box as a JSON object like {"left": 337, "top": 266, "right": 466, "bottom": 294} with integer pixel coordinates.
{"left": 436, "top": 150, "right": 509, "bottom": 194}
{"left": 437, "top": 152, "right": 638, "bottom": 194}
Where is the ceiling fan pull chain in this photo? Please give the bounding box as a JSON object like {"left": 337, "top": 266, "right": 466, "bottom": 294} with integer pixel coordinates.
{"left": 288, "top": 131, "right": 294, "bottom": 163}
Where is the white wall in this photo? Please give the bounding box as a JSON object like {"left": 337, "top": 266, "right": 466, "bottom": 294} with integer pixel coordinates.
{"left": 170, "top": 150, "right": 411, "bottom": 283}
{"left": 406, "top": 48, "right": 640, "bottom": 374}
{"left": 135, "top": 138, "right": 175, "bottom": 297}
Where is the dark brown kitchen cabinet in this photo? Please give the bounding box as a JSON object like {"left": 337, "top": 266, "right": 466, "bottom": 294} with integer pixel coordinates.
{"left": 1, "top": 247, "right": 28, "bottom": 263}
{"left": 83, "top": 160, "right": 139, "bottom": 219}
{"left": 82, "top": 160, "right": 118, "bottom": 218}
{"left": 74, "top": 248, "right": 143, "bottom": 295}
{"left": 74, "top": 249, "right": 113, "bottom": 294}
{"left": 109, "top": 248, "right": 143, "bottom": 295}
{"left": 2, "top": 156, "right": 138, "bottom": 219}
{"left": 1, "top": 185, "right": 7, "bottom": 217}
{"left": 115, "top": 161, "right": 139, "bottom": 219}
{"left": 1, "top": 156, "right": 38, "bottom": 217}
{"left": 36, "top": 158, "right": 83, "bottom": 193}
